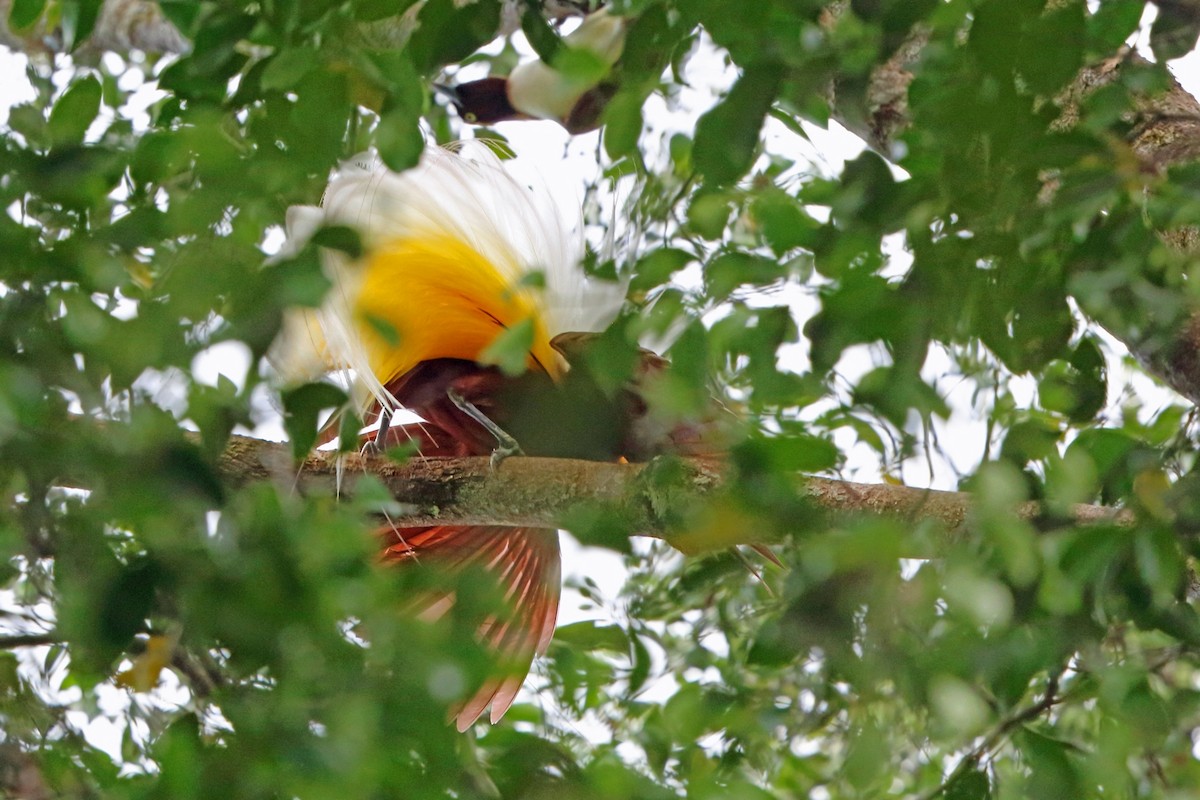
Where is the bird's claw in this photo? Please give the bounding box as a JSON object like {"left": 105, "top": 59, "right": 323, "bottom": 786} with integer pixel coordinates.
{"left": 489, "top": 439, "right": 525, "bottom": 471}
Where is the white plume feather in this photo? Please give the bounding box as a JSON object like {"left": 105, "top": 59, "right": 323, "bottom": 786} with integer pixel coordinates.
{"left": 270, "top": 142, "right": 627, "bottom": 413}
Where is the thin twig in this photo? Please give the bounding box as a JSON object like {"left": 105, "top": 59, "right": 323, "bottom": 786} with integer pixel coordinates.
{"left": 170, "top": 650, "right": 223, "bottom": 698}
{"left": 0, "top": 632, "right": 60, "bottom": 649}
{"left": 918, "top": 673, "right": 1063, "bottom": 800}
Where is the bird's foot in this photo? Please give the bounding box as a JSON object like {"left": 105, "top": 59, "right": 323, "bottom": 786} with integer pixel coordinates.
{"left": 447, "top": 388, "right": 524, "bottom": 470}
{"left": 360, "top": 410, "right": 393, "bottom": 456}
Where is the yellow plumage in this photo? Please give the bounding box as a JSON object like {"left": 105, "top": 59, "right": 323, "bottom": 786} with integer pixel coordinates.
{"left": 354, "top": 234, "right": 561, "bottom": 385}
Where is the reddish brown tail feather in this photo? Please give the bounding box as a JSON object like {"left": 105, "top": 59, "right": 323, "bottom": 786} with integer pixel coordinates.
{"left": 379, "top": 523, "right": 561, "bottom": 730}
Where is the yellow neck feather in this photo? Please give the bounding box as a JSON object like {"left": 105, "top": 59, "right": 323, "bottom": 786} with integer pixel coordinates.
{"left": 353, "top": 234, "right": 560, "bottom": 386}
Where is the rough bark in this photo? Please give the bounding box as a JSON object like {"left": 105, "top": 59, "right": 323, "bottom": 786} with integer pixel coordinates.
{"left": 0, "top": 0, "right": 588, "bottom": 57}
{"left": 0, "top": 0, "right": 188, "bottom": 55}
{"left": 0, "top": 745, "right": 51, "bottom": 800}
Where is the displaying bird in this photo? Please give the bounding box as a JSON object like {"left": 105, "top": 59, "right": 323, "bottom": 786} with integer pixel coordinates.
{"left": 439, "top": 6, "right": 628, "bottom": 134}
{"left": 272, "top": 143, "right": 627, "bottom": 729}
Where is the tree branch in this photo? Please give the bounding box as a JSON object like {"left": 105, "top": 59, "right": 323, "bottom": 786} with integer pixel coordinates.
{"left": 214, "top": 433, "right": 1132, "bottom": 544}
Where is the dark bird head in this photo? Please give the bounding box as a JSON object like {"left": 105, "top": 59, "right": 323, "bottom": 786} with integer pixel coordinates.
{"left": 435, "top": 78, "right": 529, "bottom": 125}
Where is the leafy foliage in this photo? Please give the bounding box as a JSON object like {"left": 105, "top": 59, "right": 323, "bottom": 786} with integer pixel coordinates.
{"left": 2, "top": 0, "right": 1200, "bottom": 798}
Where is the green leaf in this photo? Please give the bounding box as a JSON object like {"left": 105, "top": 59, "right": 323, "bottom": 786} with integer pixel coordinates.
{"left": 130, "top": 130, "right": 186, "bottom": 184}
{"left": 968, "top": 0, "right": 1039, "bottom": 77}
{"left": 353, "top": 49, "right": 423, "bottom": 110}
{"left": 1151, "top": 2, "right": 1200, "bottom": 61}
{"left": 561, "top": 502, "right": 636, "bottom": 554}
{"left": 554, "top": 621, "right": 629, "bottom": 653}
{"left": 520, "top": 0, "right": 562, "bottom": 63}
{"left": 603, "top": 89, "right": 644, "bottom": 161}
{"left": 7, "top": 0, "right": 45, "bottom": 30}
{"left": 741, "top": 433, "right": 839, "bottom": 474}
{"left": 99, "top": 557, "right": 162, "bottom": 650}
{"left": 694, "top": 60, "right": 783, "bottom": 185}
{"left": 554, "top": 45, "right": 612, "bottom": 85}
{"left": 627, "top": 633, "right": 651, "bottom": 695}
{"left": 154, "top": 715, "right": 204, "bottom": 794}
{"left": 290, "top": 71, "right": 351, "bottom": 169}
{"left": 1021, "top": 2, "right": 1085, "bottom": 94}
{"left": 854, "top": 366, "right": 951, "bottom": 427}
{"left": 7, "top": 102, "right": 49, "bottom": 149}
{"left": 311, "top": 225, "right": 364, "bottom": 259}
{"left": 669, "top": 132, "right": 692, "bottom": 175}
{"left": 1037, "top": 341, "right": 1106, "bottom": 424}
{"left": 48, "top": 75, "right": 102, "bottom": 149}
{"left": 843, "top": 720, "right": 887, "bottom": 791}
{"left": 1087, "top": 0, "right": 1145, "bottom": 53}
{"left": 1064, "top": 428, "right": 1140, "bottom": 504}
{"left": 999, "top": 417, "right": 1063, "bottom": 466}
{"left": 0, "top": 652, "right": 19, "bottom": 691}
{"left": 376, "top": 107, "right": 424, "bottom": 172}
{"left": 479, "top": 317, "right": 536, "bottom": 376}
{"left": 751, "top": 190, "right": 820, "bottom": 254}
{"left": 705, "top": 251, "right": 788, "bottom": 301}
{"left": 157, "top": 0, "right": 203, "bottom": 33}
{"left": 1015, "top": 727, "right": 1083, "bottom": 798}
{"left": 686, "top": 192, "right": 732, "bottom": 239}
{"left": 60, "top": 0, "right": 103, "bottom": 51}
{"left": 832, "top": 150, "right": 902, "bottom": 232}
{"left": 272, "top": 247, "right": 333, "bottom": 309}
{"left": 942, "top": 766, "right": 991, "bottom": 800}
{"left": 261, "top": 47, "right": 320, "bottom": 91}
{"left": 1117, "top": 682, "right": 1172, "bottom": 745}
{"left": 406, "top": 0, "right": 502, "bottom": 72}
{"left": 282, "top": 382, "right": 349, "bottom": 458}
{"left": 1133, "top": 527, "right": 1184, "bottom": 605}
{"left": 747, "top": 619, "right": 795, "bottom": 667}
{"left": 363, "top": 313, "right": 400, "bottom": 346}
{"left": 354, "top": 0, "right": 421, "bottom": 21}
{"left": 630, "top": 247, "right": 693, "bottom": 294}
{"left": 1145, "top": 404, "right": 1186, "bottom": 446}
{"left": 152, "top": 442, "right": 227, "bottom": 505}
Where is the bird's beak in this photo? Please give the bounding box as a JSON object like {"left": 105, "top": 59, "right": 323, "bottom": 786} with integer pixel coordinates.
{"left": 432, "top": 83, "right": 463, "bottom": 112}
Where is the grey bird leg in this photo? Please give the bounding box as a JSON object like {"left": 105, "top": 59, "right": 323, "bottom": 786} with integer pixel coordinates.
{"left": 362, "top": 409, "right": 393, "bottom": 455}
{"left": 447, "top": 388, "right": 525, "bottom": 468}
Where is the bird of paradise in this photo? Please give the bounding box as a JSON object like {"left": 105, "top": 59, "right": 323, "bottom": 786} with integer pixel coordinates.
{"left": 273, "top": 142, "right": 631, "bottom": 729}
